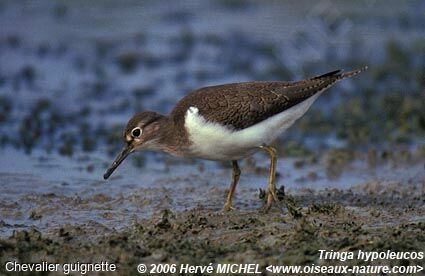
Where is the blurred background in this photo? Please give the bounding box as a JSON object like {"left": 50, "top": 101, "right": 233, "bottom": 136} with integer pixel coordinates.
{"left": 0, "top": 0, "right": 424, "bottom": 236}
{"left": 0, "top": 0, "right": 424, "bottom": 156}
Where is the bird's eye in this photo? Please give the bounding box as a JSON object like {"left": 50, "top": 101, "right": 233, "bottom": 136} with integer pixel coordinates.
{"left": 131, "top": 127, "right": 142, "bottom": 138}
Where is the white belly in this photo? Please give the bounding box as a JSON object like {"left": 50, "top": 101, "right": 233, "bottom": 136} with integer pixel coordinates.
{"left": 184, "top": 92, "right": 323, "bottom": 160}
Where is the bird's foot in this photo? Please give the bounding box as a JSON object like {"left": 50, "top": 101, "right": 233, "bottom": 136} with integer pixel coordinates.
{"left": 258, "top": 186, "right": 283, "bottom": 212}
{"left": 222, "top": 202, "right": 236, "bottom": 212}
{"left": 259, "top": 202, "right": 272, "bottom": 213}
{"left": 258, "top": 189, "right": 280, "bottom": 213}
{"left": 259, "top": 187, "right": 302, "bottom": 218}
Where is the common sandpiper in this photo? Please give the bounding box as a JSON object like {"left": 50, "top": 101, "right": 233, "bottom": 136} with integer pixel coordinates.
{"left": 104, "top": 67, "right": 367, "bottom": 212}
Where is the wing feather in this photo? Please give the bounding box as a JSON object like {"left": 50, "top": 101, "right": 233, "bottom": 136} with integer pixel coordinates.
{"left": 171, "top": 68, "right": 365, "bottom": 130}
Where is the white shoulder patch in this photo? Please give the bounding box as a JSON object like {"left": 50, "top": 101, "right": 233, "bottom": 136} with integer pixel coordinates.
{"left": 188, "top": 106, "right": 199, "bottom": 115}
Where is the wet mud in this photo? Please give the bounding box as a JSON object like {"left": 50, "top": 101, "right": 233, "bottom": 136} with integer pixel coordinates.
{"left": 1, "top": 188, "right": 424, "bottom": 274}
{"left": 0, "top": 0, "right": 424, "bottom": 275}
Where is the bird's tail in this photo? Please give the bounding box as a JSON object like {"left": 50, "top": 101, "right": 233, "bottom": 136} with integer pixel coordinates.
{"left": 311, "top": 66, "right": 368, "bottom": 80}
{"left": 340, "top": 66, "right": 368, "bottom": 79}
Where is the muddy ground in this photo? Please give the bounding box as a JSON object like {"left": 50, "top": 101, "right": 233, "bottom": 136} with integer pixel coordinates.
{"left": 0, "top": 0, "right": 424, "bottom": 275}
{"left": 0, "top": 187, "right": 424, "bottom": 275}
{"left": 0, "top": 147, "right": 423, "bottom": 275}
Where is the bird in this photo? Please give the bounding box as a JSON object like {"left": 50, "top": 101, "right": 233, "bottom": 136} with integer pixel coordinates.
{"left": 103, "top": 66, "right": 367, "bottom": 212}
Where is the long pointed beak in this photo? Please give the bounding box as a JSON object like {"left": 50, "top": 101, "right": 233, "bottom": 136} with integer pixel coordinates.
{"left": 103, "top": 145, "right": 134, "bottom": 180}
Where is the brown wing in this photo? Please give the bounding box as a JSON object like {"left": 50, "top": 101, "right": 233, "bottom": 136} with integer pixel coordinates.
{"left": 170, "top": 68, "right": 366, "bottom": 130}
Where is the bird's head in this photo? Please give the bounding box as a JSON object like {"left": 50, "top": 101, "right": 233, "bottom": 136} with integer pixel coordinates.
{"left": 103, "top": 111, "right": 165, "bottom": 179}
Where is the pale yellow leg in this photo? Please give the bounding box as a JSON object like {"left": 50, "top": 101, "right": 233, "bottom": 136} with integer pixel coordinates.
{"left": 259, "top": 145, "right": 281, "bottom": 210}
{"left": 223, "top": 160, "right": 241, "bottom": 212}
{"left": 260, "top": 145, "right": 302, "bottom": 217}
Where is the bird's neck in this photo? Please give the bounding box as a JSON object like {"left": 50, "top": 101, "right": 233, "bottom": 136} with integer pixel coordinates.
{"left": 156, "top": 115, "right": 190, "bottom": 157}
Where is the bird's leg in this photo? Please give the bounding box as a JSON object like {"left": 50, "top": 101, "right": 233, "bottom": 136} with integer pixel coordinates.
{"left": 223, "top": 160, "right": 241, "bottom": 212}
{"left": 259, "top": 145, "right": 281, "bottom": 211}
{"left": 259, "top": 145, "right": 303, "bottom": 218}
